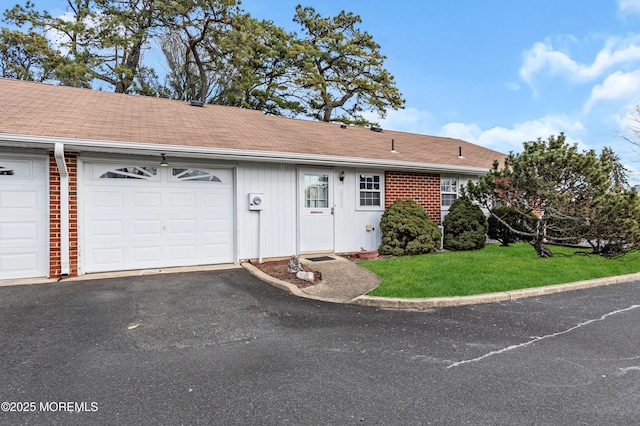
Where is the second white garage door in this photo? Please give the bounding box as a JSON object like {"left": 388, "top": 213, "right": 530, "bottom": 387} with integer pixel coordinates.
{"left": 82, "top": 162, "right": 234, "bottom": 273}
{"left": 0, "top": 156, "right": 49, "bottom": 279}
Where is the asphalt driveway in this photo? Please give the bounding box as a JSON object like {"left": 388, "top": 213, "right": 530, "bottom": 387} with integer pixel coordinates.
{"left": 1, "top": 269, "right": 639, "bottom": 425}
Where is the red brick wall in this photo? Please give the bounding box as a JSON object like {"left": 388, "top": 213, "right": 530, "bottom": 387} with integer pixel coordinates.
{"left": 385, "top": 171, "right": 442, "bottom": 223}
{"left": 49, "top": 154, "right": 78, "bottom": 278}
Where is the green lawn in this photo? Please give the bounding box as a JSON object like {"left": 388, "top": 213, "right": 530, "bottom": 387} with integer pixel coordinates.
{"left": 360, "top": 243, "right": 640, "bottom": 298}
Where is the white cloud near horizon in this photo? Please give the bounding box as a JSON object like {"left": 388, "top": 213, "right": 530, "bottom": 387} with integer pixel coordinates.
{"left": 584, "top": 69, "right": 640, "bottom": 112}
{"left": 440, "top": 115, "right": 586, "bottom": 153}
{"left": 520, "top": 36, "right": 640, "bottom": 85}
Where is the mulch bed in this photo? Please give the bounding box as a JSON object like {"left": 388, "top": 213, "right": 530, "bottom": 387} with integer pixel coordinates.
{"left": 253, "top": 259, "right": 318, "bottom": 289}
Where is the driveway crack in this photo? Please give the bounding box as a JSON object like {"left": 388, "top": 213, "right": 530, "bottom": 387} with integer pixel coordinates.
{"left": 447, "top": 304, "right": 640, "bottom": 369}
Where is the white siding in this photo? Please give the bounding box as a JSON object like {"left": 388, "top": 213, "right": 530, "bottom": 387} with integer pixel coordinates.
{"left": 236, "top": 165, "right": 384, "bottom": 259}
{"left": 334, "top": 169, "right": 383, "bottom": 253}
{"left": 236, "top": 162, "right": 297, "bottom": 259}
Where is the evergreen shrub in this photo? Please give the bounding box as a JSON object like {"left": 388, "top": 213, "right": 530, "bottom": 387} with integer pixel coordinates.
{"left": 443, "top": 198, "right": 488, "bottom": 251}
{"left": 378, "top": 199, "right": 441, "bottom": 256}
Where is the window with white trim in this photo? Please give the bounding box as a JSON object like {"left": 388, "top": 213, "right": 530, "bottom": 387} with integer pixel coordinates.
{"left": 171, "top": 168, "right": 222, "bottom": 182}
{"left": 0, "top": 166, "right": 18, "bottom": 176}
{"left": 99, "top": 166, "right": 158, "bottom": 180}
{"left": 358, "top": 173, "right": 383, "bottom": 209}
{"left": 441, "top": 177, "right": 458, "bottom": 207}
{"left": 0, "top": 160, "right": 31, "bottom": 178}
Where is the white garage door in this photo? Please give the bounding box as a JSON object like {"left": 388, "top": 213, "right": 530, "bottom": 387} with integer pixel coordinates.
{"left": 0, "top": 156, "right": 49, "bottom": 280}
{"left": 82, "top": 162, "right": 234, "bottom": 273}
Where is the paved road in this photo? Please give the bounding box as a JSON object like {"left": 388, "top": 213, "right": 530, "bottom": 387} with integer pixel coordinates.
{"left": 0, "top": 269, "right": 639, "bottom": 425}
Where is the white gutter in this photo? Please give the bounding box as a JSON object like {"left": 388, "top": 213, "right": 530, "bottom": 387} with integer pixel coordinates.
{"left": 53, "top": 143, "right": 70, "bottom": 277}
{"left": 0, "top": 133, "right": 494, "bottom": 175}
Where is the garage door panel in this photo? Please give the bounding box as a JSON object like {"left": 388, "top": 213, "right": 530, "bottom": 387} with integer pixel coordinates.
{"left": 0, "top": 190, "right": 39, "bottom": 209}
{"left": 0, "top": 251, "right": 40, "bottom": 273}
{"left": 91, "top": 191, "right": 124, "bottom": 208}
{"left": 132, "top": 219, "right": 162, "bottom": 236}
{"left": 82, "top": 163, "right": 234, "bottom": 273}
{"left": 91, "top": 220, "right": 124, "bottom": 237}
{"left": 205, "top": 218, "right": 229, "bottom": 233}
{"left": 169, "top": 219, "right": 197, "bottom": 235}
{"left": 204, "top": 243, "right": 231, "bottom": 258}
{"left": 89, "top": 248, "right": 124, "bottom": 265}
{"left": 0, "top": 156, "right": 48, "bottom": 280}
{"left": 169, "top": 245, "right": 197, "bottom": 260}
{"left": 132, "top": 192, "right": 161, "bottom": 208}
{"left": 204, "top": 193, "right": 230, "bottom": 208}
{"left": 132, "top": 246, "right": 163, "bottom": 263}
{"left": 169, "top": 192, "right": 197, "bottom": 208}
{"left": 0, "top": 221, "right": 40, "bottom": 245}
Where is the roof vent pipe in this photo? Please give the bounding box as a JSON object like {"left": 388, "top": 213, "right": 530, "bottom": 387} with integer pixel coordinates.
{"left": 458, "top": 146, "right": 464, "bottom": 158}
{"left": 391, "top": 139, "right": 397, "bottom": 153}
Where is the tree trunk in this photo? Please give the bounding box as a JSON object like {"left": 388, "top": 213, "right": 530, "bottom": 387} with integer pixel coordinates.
{"left": 532, "top": 237, "right": 553, "bottom": 258}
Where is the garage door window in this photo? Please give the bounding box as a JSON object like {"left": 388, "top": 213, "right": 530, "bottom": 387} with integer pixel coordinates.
{"left": 0, "top": 161, "right": 30, "bottom": 177}
{"left": 172, "top": 168, "right": 222, "bottom": 182}
{"left": 99, "top": 166, "right": 158, "bottom": 180}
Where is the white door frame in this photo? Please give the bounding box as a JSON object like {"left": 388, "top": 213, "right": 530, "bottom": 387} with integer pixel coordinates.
{"left": 298, "top": 167, "right": 335, "bottom": 254}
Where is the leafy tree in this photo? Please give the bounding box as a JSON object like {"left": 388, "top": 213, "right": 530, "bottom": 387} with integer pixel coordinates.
{"left": 292, "top": 5, "right": 404, "bottom": 125}
{"left": 0, "top": 27, "right": 59, "bottom": 81}
{"left": 465, "top": 134, "right": 636, "bottom": 258}
{"left": 212, "top": 14, "right": 303, "bottom": 116}
{"left": 4, "top": 0, "right": 161, "bottom": 92}
{"left": 378, "top": 199, "right": 441, "bottom": 256}
{"left": 600, "top": 146, "right": 628, "bottom": 190}
{"left": 442, "top": 198, "right": 488, "bottom": 251}
{"left": 157, "top": 30, "right": 208, "bottom": 100}
{"left": 581, "top": 188, "right": 640, "bottom": 257}
{"left": 158, "top": 0, "right": 239, "bottom": 102}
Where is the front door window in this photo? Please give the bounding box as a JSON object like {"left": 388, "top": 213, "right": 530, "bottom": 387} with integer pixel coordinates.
{"left": 304, "top": 173, "right": 329, "bottom": 208}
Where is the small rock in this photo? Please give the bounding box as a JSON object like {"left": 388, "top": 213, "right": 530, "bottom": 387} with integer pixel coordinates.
{"left": 296, "top": 271, "right": 315, "bottom": 282}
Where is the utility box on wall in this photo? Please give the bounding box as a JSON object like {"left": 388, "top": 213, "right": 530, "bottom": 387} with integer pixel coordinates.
{"left": 249, "top": 193, "right": 265, "bottom": 210}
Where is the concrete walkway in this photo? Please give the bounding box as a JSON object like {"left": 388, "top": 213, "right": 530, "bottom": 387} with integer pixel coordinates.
{"left": 242, "top": 256, "right": 640, "bottom": 310}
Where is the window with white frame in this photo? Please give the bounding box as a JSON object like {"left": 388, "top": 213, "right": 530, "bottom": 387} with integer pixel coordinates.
{"left": 358, "top": 173, "right": 383, "bottom": 208}
{"left": 441, "top": 177, "right": 458, "bottom": 207}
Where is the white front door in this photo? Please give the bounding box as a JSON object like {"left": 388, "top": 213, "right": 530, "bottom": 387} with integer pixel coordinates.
{"left": 0, "top": 156, "right": 49, "bottom": 279}
{"left": 299, "top": 169, "right": 334, "bottom": 253}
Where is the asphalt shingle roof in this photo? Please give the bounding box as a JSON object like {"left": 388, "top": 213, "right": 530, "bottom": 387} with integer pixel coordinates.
{"left": 0, "top": 78, "right": 505, "bottom": 169}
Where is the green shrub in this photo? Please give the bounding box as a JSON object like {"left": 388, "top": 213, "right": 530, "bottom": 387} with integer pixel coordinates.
{"left": 378, "top": 199, "right": 441, "bottom": 256}
{"left": 487, "top": 206, "right": 535, "bottom": 246}
{"left": 443, "top": 198, "right": 488, "bottom": 251}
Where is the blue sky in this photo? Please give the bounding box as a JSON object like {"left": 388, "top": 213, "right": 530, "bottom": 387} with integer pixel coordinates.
{"left": 20, "top": 1, "right": 640, "bottom": 181}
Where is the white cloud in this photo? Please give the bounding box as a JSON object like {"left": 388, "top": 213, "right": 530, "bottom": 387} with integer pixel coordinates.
{"left": 584, "top": 69, "right": 640, "bottom": 112}
{"left": 520, "top": 36, "right": 640, "bottom": 85}
{"left": 618, "top": 0, "right": 640, "bottom": 16}
{"left": 364, "top": 107, "right": 437, "bottom": 135}
{"left": 440, "top": 115, "right": 585, "bottom": 153}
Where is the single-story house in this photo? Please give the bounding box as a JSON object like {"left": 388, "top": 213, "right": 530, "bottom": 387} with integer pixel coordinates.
{"left": 0, "top": 78, "right": 506, "bottom": 280}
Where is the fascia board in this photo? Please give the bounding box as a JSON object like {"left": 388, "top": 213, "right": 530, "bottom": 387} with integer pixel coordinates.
{"left": 0, "top": 132, "right": 491, "bottom": 174}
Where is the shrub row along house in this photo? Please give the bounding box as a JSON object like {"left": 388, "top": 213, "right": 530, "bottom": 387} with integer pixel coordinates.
{"left": 0, "top": 78, "right": 505, "bottom": 281}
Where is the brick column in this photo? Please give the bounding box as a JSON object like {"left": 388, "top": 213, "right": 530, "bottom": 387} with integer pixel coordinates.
{"left": 49, "top": 153, "right": 78, "bottom": 278}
